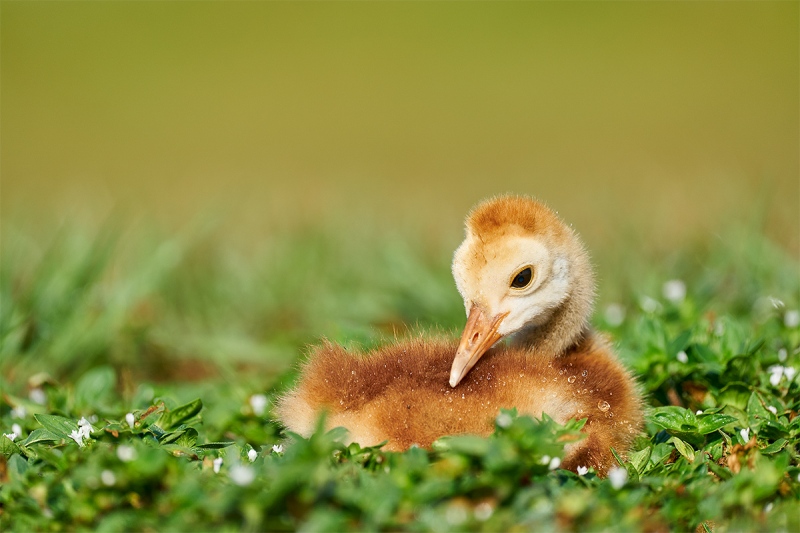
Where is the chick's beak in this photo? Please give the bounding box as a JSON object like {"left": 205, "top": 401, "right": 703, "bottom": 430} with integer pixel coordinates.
{"left": 449, "top": 305, "right": 509, "bottom": 387}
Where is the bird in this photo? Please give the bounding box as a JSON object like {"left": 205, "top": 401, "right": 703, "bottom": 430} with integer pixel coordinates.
{"left": 276, "top": 195, "right": 643, "bottom": 475}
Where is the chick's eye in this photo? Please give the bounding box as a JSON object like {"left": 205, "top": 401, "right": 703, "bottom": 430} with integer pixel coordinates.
{"left": 510, "top": 267, "right": 533, "bottom": 289}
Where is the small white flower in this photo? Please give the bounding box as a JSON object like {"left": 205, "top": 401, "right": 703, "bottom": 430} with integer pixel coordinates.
{"left": 249, "top": 394, "right": 268, "bottom": 416}
{"left": 213, "top": 457, "right": 223, "bottom": 473}
{"left": 10, "top": 405, "right": 27, "bottom": 419}
{"left": 764, "top": 502, "right": 774, "bottom": 513}
{"left": 767, "top": 405, "right": 778, "bottom": 415}
{"left": 768, "top": 366, "right": 784, "bottom": 386}
{"left": 445, "top": 503, "right": 468, "bottom": 526}
{"left": 663, "top": 280, "right": 686, "bottom": 303}
{"left": 3, "top": 432, "right": 18, "bottom": 442}
{"left": 247, "top": 448, "right": 258, "bottom": 462}
{"left": 608, "top": 467, "right": 628, "bottom": 489}
{"left": 88, "top": 415, "right": 99, "bottom": 424}
{"left": 770, "top": 297, "right": 785, "bottom": 309}
{"left": 117, "top": 445, "right": 137, "bottom": 462}
{"left": 125, "top": 413, "right": 135, "bottom": 429}
{"left": 740, "top": 428, "right": 750, "bottom": 442}
{"left": 78, "top": 417, "right": 96, "bottom": 434}
{"left": 69, "top": 429, "right": 86, "bottom": 447}
{"left": 271, "top": 444, "right": 284, "bottom": 454}
{"left": 540, "top": 455, "right": 551, "bottom": 465}
{"left": 778, "top": 348, "right": 787, "bottom": 362}
{"left": 29, "top": 388, "right": 46, "bottom": 405}
{"left": 496, "top": 412, "right": 513, "bottom": 428}
{"left": 69, "top": 423, "right": 93, "bottom": 447}
{"left": 12, "top": 424, "right": 22, "bottom": 437}
{"left": 640, "top": 296, "right": 661, "bottom": 313}
{"left": 576, "top": 466, "right": 589, "bottom": 476}
{"left": 474, "top": 501, "right": 494, "bottom": 521}
{"left": 548, "top": 457, "right": 561, "bottom": 470}
{"left": 768, "top": 365, "right": 796, "bottom": 386}
{"left": 676, "top": 351, "right": 688, "bottom": 364}
{"left": 604, "top": 303, "right": 626, "bottom": 327}
{"left": 696, "top": 410, "right": 704, "bottom": 415}
{"left": 229, "top": 464, "right": 255, "bottom": 486}
{"left": 784, "top": 310, "right": 800, "bottom": 328}
{"left": 100, "top": 470, "right": 116, "bottom": 486}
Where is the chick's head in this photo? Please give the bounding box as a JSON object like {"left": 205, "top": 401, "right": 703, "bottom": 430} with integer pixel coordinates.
{"left": 449, "top": 195, "right": 593, "bottom": 387}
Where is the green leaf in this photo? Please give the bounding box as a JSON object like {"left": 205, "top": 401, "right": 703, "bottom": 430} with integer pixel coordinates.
{"left": 195, "top": 441, "right": 235, "bottom": 449}
{"left": 324, "top": 426, "right": 350, "bottom": 443}
{"left": 176, "top": 428, "right": 198, "bottom": 448}
{"left": 103, "top": 422, "right": 128, "bottom": 435}
{"left": 156, "top": 399, "right": 203, "bottom": 431}
{"left": 724, "top": 354, "right": 759, "bottom": 382}
{"left": 668, "top": 436, "right": 695, "bottom": 462}
{"left": 29, "top": 446, "right": 68, "bottom": 471}
{"left": 159, "top": 430, "right": 185, "bottom": 445}
{"left": 718, "top": 429, "right": 732, "bottom": 448}
{"left": 1, "top": 435, "right": 21, "bottom": 457}
{"left": 22, "top": 428, "right": 61, "bottom": 446}
{"left": 743, "top": 338, "right": 765, "bottom": 356}
{"left": 628, "top": 446, "right": 652, "bottom": 475}
{"left": 758, "top": 419, "right": 790, "bottom": 440}
{"left": 668, "top": 330, "right": 692, "bottom": 357}
{"left": 34, "top": 413, "right": 78, "bottom": 439}
{"left": 609, "top": 446, "right": 638, "bottom": 480}
{"left": 610, "top": 447, "right": 625, "bottom": 467}
{"left": 691, "top": 343, "right": 720, "bottom": 365}
{"left": 434, "top": 435, "right": 490, "bottom": 456}
{"left": 696, "top": 414, "right": 738, "bottom": 434}
{"left": 649, "top": 406, "right": 698, "bottom": 433}
{"left": 707, "top": 460, "right": 732, "bottom": 480}
{"left": 74, "top": 366, "right": 116, "bottom": 411}
{"left": 746, "top": 392, "right": 776, "bottom": 433}
{"left": 716, "top": 382, "right": 752, "bottom": 411}
{"left": 7, "top": 454, "right": 28, "bottom": 480}
{"left": 160, "top": 427, "right": 198, "bottom": 447}
{"left": 161, "top": 444, "right": 199, "bottom": 457}
{"left": 649, "top": 443, "right": 673, "bottom": 466}
{"left": 147, "top": 424, "right": 167, "bottom": 440}
{"left": 760, "top": 438, "right": 788, "bottom": 455}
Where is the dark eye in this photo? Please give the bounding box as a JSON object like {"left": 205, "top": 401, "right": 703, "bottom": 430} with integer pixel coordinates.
{"left": 510, "top": 267, "right": 533, "bottom": 289}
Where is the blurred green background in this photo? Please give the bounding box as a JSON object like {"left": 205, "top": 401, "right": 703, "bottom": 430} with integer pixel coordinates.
{"left": 1, "top": 2, "right": 798, "bottom": 388}
{"left": 3, "top": 1, "right": 797, "bottom": 248}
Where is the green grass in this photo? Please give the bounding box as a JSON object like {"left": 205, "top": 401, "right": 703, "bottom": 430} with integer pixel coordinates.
{"left": 1, "top": 219, "right": 798, "bottom": 531}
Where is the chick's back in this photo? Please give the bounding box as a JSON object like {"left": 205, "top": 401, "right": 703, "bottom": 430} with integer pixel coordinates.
{"left": 276, "top": 334, "right": 642, "bottom": 456}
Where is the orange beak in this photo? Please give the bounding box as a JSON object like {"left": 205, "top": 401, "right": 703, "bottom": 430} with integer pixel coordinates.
{"left": 449, "top": 304, "right": 509, "bottom": 387}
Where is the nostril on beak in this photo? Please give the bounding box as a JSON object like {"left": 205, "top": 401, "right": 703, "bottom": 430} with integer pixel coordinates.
{"left": 471, "top": 332, "right": 480, "bottom": 344}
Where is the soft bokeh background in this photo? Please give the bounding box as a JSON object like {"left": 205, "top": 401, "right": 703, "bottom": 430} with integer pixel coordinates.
{"left": 2, "top": 2, "right": 798, "bottom": 388}
{"left": 4, "top": 2, "right": 798, "bottom": 246}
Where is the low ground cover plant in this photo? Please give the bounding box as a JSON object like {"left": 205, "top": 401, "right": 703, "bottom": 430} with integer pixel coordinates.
{"left": 1, "top": 222, "right": 798, "bottom": 531}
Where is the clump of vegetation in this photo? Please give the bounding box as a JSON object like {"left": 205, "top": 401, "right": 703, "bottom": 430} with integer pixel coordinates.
{"left": 1, "top": 221, "right": 798, "bottom": 531}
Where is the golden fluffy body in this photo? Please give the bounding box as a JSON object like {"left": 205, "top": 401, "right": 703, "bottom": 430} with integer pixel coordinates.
{"left": 276, "top": 333, "right": 641, "bottom": 475}
{"left": 276, "top": 194, "right": 644, "bottom": 475}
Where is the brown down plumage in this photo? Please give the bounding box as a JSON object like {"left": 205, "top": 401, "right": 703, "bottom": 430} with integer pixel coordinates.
{"left": 276, "top": 195, "right": 643, "bottom": 476}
